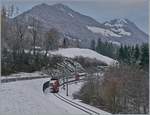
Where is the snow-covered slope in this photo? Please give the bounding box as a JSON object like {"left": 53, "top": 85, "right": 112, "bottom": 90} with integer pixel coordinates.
{"left": 103, "top": 19, "right": 131, "bottom": 36}
{"left": 49, "top": 48, "right": 117, "bottom": 65}
{"left": 87, "top": 26, "right": 122, "bottom": 37}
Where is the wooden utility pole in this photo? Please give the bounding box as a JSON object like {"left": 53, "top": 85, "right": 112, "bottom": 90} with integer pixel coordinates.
{"left": 66, "top": 72, "right": 68, "bottom": 96}
{"left": 64, "top": 61, "right": 70, "bottom": 96}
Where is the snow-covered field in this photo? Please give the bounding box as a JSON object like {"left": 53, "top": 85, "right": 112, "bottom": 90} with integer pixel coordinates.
{"left": 0, "top": 78, "right": 86, "bottom": 115}
{"left": 1, "top": 71, "right": 48, "bottom": 79}
{"left": 49, "top": 48, "right": 117, "bottom": 65}
{"left": 0, "top": 78, "right": 111, "bottom": 115}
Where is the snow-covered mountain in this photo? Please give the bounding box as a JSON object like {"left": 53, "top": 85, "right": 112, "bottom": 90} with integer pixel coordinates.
{"left": 101, "top": 19, "right": 148, "bottom": 45}
{"left": 14, "top": 3, "right": 148, "bottom": 47}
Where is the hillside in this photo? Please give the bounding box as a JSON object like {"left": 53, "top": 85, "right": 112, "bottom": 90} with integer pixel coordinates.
{"left": 49, "top": 48, "right": 118, "bottom": 65}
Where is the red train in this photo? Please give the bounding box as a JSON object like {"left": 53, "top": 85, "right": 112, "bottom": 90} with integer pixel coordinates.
{"left": 75, "top": 73, "right": 80, "bottom": 81}
{"left": 49, "top": 78, "right": 60, "bottom": 93}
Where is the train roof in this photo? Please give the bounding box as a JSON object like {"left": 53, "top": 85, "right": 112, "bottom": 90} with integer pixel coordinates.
{"left": 50, "top": 80, "right": 56, "bottom": 84}
{"left": 51, "top": 78, "right": 58, "bottom": 80}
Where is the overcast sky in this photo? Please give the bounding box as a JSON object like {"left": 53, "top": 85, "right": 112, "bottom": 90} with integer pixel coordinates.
{"left": 1, "top": 0, "right": 149, "bottom": 34}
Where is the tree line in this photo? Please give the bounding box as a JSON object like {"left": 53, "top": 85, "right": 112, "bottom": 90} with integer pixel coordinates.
{"left": 90, "top": 39, "right": 119, "bottom": 59}
{"left": 90, "top": 39, "right": 149, "bottom": 70}
{"left": 1, "top": 5, "right": 60, "bottom": 75}
{"left": 118, "top": 43, "right": 149, "bottom": 70}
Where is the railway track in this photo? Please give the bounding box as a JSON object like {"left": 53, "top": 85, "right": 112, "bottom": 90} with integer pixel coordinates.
{"left": 53, "top": 78, "right": 101, "bottom": 115}
{"left": 54, "top": 93, "right": 100, "bottom": 115}
{"left": 43, "top": 76, "right": 108, "bottom": 115}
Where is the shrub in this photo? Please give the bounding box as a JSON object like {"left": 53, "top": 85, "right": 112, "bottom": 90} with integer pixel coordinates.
{"left": 1, "top": 51, "right": 64, "bottom": 76}
{"left": 73, "top": 56, "right": 107, "bottom": 70}
{"left": 77, "top": 64, "right": 149, "bottom": 114}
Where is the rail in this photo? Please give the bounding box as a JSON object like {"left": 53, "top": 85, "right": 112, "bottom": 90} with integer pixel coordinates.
{"left": 54, "top": 93, "right": 100, "bottom": 115}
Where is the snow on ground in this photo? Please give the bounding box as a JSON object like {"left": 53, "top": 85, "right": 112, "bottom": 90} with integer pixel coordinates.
{"left": 0, "top": 78, "right": 87, "bottom": 115}
{"left": 59, "top": 81, "right": 84, "bottom": 99}
{"left": 86, "top": 26, "right": 122, "bottom": 37}
{"left": 68, "top": 13, "right": 74, "bottom": 18}
{"left": 0, "top": 78, "right": 111, "bottom": 115}
{"left": 1, "top": 71, "right": 48, "bottom": 80}
{"left": 104, "top": 19, "right": 127, "bottom": 28}
{"left": 108, "top": 40, "right": 121, "bottom": 46}
{"left": 96, "top": 25, "right": 131, "bottom": 37}
{"left": 59, "top": 81, "right": 111, "bottom": 115}
{"left": 111, "top": 28, "right": 131, "bottom": 36}
{"left": 49, "top": 48, "right": 118, "bottom": 65}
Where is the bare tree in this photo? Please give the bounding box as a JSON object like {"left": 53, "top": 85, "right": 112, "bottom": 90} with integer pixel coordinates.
{"left": 43, "top": 28, "right": 60, "bottom": 57}
{"left": 12, "top": 19, "right": 26, "bottom": 54}
{"left": 78, "top": 64, "right": 149, "bottom": 114}
{"left": 28, "top": 17, "right": 41, "bottom": 56}
{"left": 101, "top": 64, "right": 149, "bottom": 113}
{"left": 1, "top": 6, "right": 9, "bottom": 52}
{"left": 62, "top": 37, "right": 69, "bottom": 48}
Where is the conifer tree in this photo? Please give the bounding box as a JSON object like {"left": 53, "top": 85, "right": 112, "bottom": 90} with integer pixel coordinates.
{"left": 140, "top": 43, "right": 149, "bottom": 69}
{"left": 90, "top": 39, "right": 96, "bottom": 50}
{"left": 118, "top": 45, "right": 124, "bottom": 61}
{"left": 134, "top": 44, "right": 140, "bottom": 61}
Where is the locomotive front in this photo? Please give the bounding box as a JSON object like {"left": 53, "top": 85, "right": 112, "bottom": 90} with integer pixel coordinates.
{"left": 49, "top": 78, "right": 60, "bottom": 93}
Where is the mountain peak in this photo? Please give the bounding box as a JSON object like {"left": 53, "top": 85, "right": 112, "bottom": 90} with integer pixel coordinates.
{"left": 52, "top": 3, "right": 69, "bottom": 9}
{"left": 115, "top": 18, "right": 128, "bottom": 24}
{"left": 53, "top": 3, "right": 66, "bottom": 7}
{"left": 37, "top": 3, "right": 49, "bottom": 7}
{"left": 103, "top": 18, "right": 131, "bottom": 28}
{"left": 34, "top": 3, "right": 50, "bottom": 9}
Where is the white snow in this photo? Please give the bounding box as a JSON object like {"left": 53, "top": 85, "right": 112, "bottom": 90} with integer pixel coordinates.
{"left": 114, "top": 23, "right": 124, "bottom": 28}
{"left": 108, "top": 41, "right": 121, "bottom": 46}
{"left": 113, "top": 19, "right": 127, "bottom": 27}
{"left": 0, "top": 78, "right": 86, "bottom": 115}
{"left": 111, "top": 28, "right": 131, "bottom": 36}
{"left": 68, "top": 13, "right": 74, "bottom": 18}
{"left": 86, "top": 26, "right": 122, "bottom": 37}
{"left": 0, "top": 78, "right": 111, "bottom": 115}
{"left": 104, "top": 23, "right": 113, "bottom": 27}
{"left": 49, "top": 48, "right": 118, "bottom": 65}
{"left": 104, "top": 19, "right": 131, "bottom": 36}
{"left": 35, "top": 46, "right": 41, "bottom": 49}
{"left": 104, "top": 22, "right": 124, "bottom": 28}
{"left": 116, "top": 18, "right": 127, "bottom": 24}
{"left": 59, "top": 81, "right": 84, "bottom": 99}
{"left": 1, "top": 71, "right": 48, "bottom": 80}
{"left": 64, "top": 35, "right": 81, "bottom": 42}
{"left": 27, "top": 25, "right": 33, "bottom": 30}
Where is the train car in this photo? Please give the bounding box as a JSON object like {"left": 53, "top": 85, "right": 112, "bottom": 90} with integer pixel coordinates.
{"left": 75, "top": 73, "right": 80, "bottom": 81}
{"left": 49, "top": 78, "right": 60, "bottom": 93}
